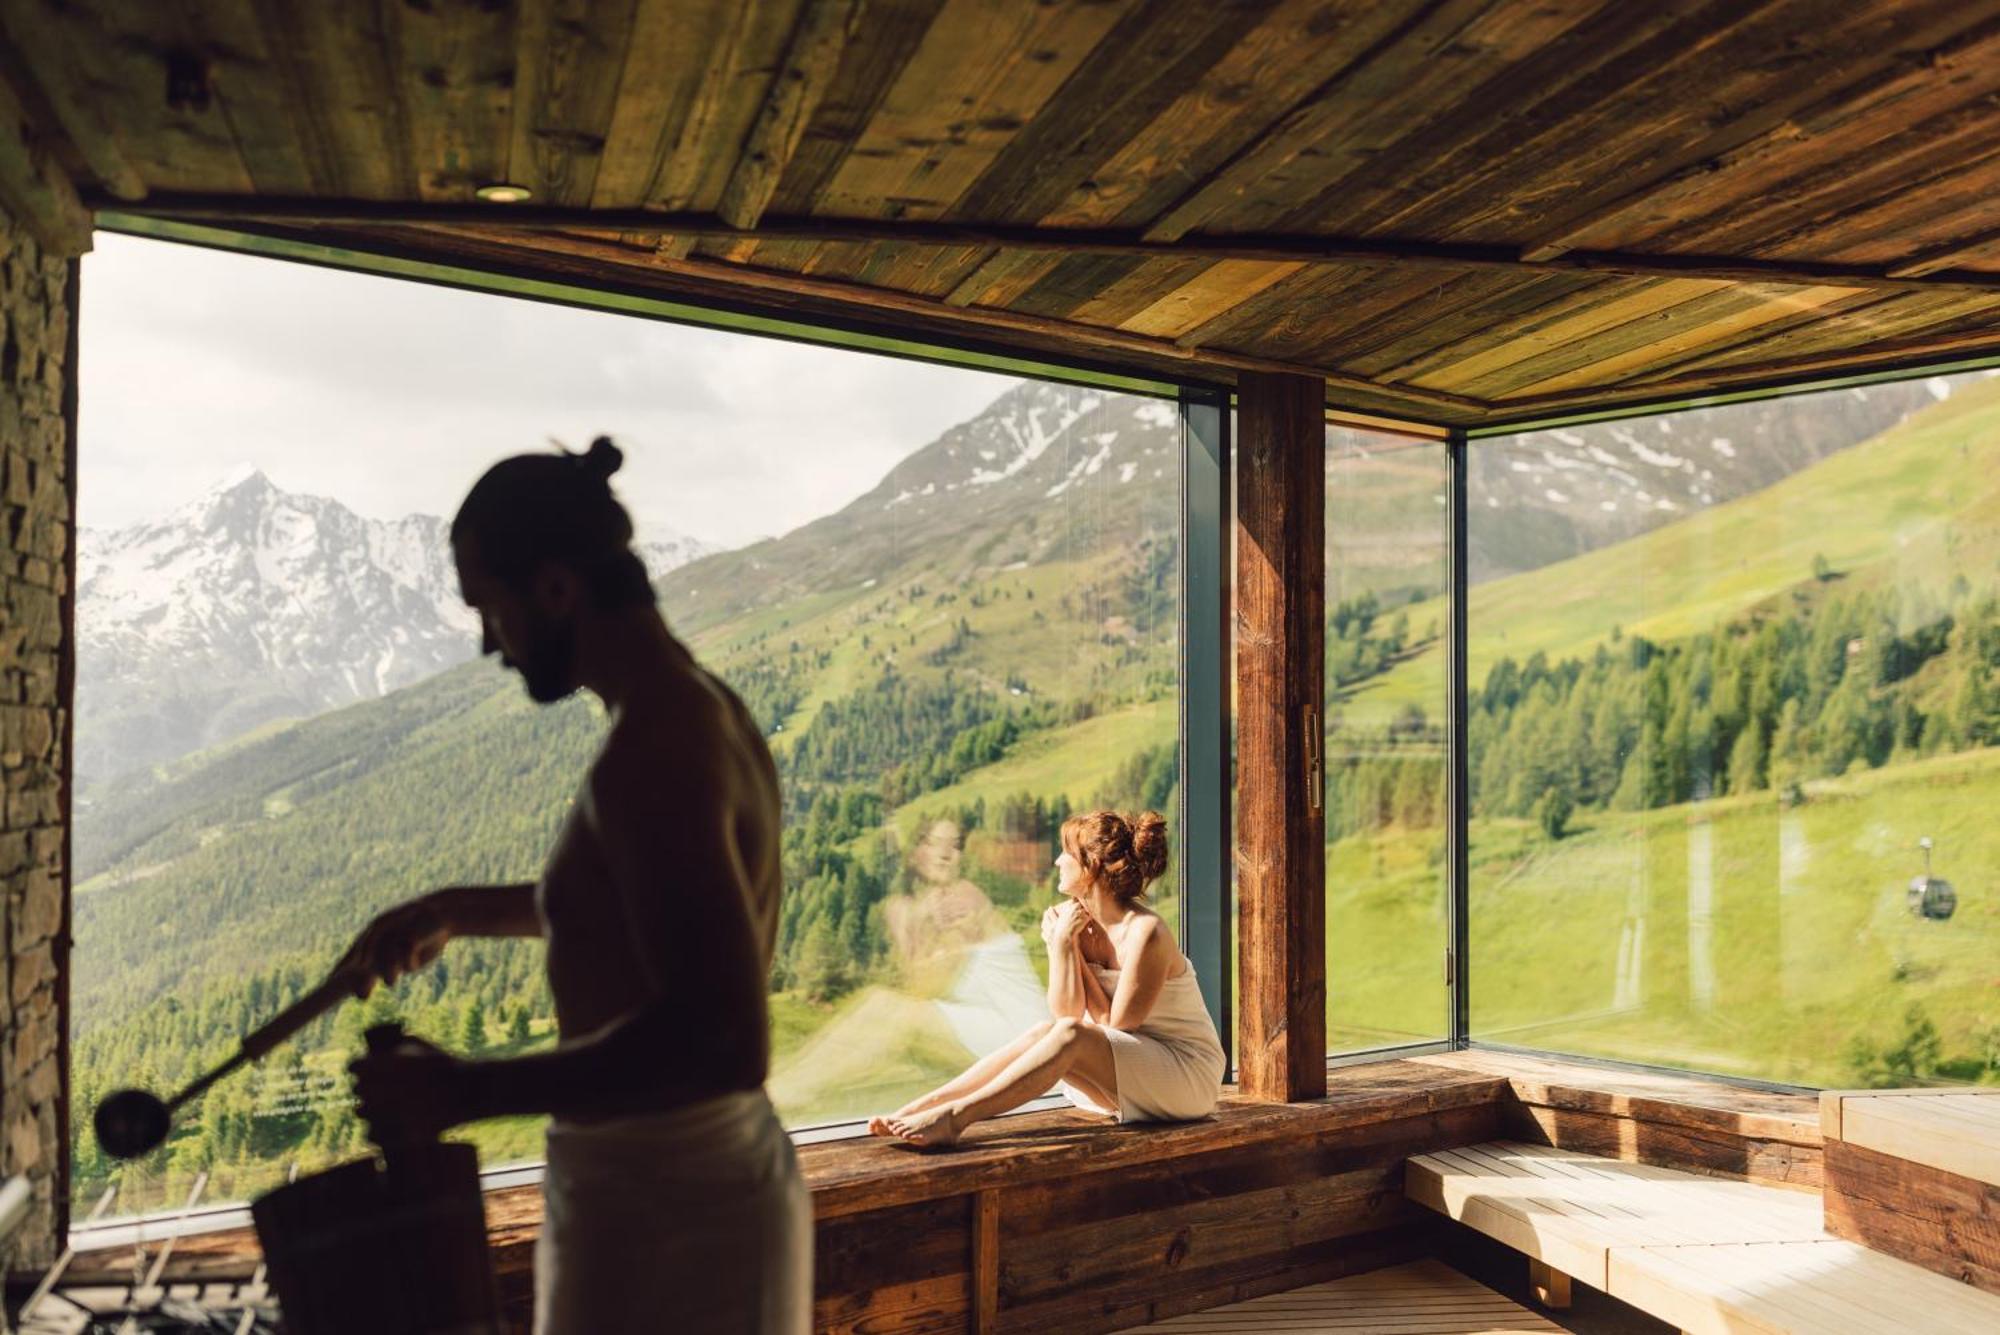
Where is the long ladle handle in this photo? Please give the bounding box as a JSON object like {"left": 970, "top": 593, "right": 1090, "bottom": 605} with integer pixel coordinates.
{"left": 166, "top": 967, "right": 366, "bottom": 1112}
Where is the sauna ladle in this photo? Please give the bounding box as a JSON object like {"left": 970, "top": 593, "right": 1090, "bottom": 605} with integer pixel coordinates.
{"left": 94, "top": 967, "right": 366, "bottom": 1160}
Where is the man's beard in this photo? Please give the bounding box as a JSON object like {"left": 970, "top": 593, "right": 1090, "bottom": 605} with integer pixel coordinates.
{"left": 515, "top": 616, "right": 578, "bottom": 703}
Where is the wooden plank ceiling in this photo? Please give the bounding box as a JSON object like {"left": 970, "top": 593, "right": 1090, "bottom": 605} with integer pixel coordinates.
{"left": 6, "top": 0, "right": 2000, "bottom": 424}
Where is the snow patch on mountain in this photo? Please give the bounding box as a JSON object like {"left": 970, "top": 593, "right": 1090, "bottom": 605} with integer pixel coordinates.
{"left": 77, "top": 470, "right": 717, "bottom": 785}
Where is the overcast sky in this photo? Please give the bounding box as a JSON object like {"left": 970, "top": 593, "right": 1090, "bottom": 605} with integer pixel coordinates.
{"left": 78, "top": 233, "right": 1018, "bottom": 547}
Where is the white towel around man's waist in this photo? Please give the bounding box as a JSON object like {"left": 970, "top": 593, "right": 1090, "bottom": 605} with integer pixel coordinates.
{"left": 534, "top": 1088, "right": 810, "bottom": 1335}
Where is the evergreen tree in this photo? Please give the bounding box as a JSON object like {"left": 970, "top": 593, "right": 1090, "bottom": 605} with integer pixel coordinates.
{"left": 461, "top": 997, "right": 487, "bottom": 1054}
{"left": 1726, "top": 719, "right": 1765, "bottom": 795}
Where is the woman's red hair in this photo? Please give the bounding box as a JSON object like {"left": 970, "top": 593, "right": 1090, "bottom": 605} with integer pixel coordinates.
{"left": 1060, "top": 810, "right": 1169, "bottom": 905}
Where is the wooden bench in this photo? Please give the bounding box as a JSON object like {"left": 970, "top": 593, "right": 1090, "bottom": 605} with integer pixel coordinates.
{"left": 66, "top": 1059, "right": 1512, "bottom": 1334}
{"left": 1821, "top": 1088, "right": 2000, "bottom": 1295}
{"left": 1111, "top": 1258, "right": 1562, "bottom": 1333}
{"left": 50, "top": 1053, "right": 1838, "bottom": 1334}
{"left": 1408, "top": 1139, "right": 2000, "bottom": 1334}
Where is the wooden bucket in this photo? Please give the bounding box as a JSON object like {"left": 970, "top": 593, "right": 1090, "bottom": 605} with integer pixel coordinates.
{"left": 250, "top": 1141, "right": 501, "bottom": 1335}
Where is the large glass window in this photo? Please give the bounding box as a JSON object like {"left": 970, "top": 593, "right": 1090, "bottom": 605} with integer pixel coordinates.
{"left": 1325, "top": 427, "right": 1449, "bottom": 1052}
{"left": 1467, "top": 370, "right": 2000, "bottom": 1087}
{"left": 72, "top": 235, "right": 1181, "bottom": 1219}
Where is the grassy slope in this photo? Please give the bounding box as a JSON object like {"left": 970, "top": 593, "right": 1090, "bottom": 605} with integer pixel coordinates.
{"left": 1329, "top": 750, "right": 2000, "bottom": 1083}
{"left": 1349, "top": 376, "right": 2000, "bottom": 722}
{"left": 889, "top": 700, "right": 1176, "bottom": 841}
{"left": 1326, "top": 825, "right": 1451, "bottom": 1052}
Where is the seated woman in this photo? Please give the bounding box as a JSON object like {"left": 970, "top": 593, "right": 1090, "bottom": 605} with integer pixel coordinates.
{"left": 871, "top": 810, "right": 1225, "bottom": 1148}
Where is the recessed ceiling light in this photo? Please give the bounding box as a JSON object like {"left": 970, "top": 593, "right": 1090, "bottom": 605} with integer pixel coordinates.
{"left": 475, "top": 183, "right": 533, "bottom": 204}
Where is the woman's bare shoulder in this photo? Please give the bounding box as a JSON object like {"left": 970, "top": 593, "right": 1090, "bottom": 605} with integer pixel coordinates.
{"left": 1116, "top": 909, "right": 1170, "bottom": 959}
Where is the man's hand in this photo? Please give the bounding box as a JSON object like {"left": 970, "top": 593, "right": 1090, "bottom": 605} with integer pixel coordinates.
{"left": 338, "top": 895, "right": 453, "bottom": 997}
{"left": 349, "top": 1033, "right": 472, "bottom": 1143}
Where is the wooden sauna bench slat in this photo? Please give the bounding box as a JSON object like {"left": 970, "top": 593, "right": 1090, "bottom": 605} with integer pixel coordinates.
{"left": 1109, "top": 1258, "right": 1563, "bottom": 1333}
{"left": 1821, "top": 1088, "right": 2000, "bottom": 1186}
{"left": 1408, "top": 1140, "right": 2000, "bottom": 1334}
{"left": 1410, "top": 1050, "right": 1824, "bottom": 1190}
{"left": 1411, "top": 1052, "right": 1823, "bottom": 1147}
{"left": 1820, "top": 1087, "right": 2000, "bottom": 1295}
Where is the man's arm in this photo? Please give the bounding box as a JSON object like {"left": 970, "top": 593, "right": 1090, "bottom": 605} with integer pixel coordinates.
{"left": 340, "top": 883, "right": 541, "bottom": 997}
{"left": 433, "top": 883, "right": 541, "bottom": 938}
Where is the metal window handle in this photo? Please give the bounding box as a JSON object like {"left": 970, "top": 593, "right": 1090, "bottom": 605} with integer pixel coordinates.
{"left": 1304, "top": 705, "right": 1322, "bottom": 813}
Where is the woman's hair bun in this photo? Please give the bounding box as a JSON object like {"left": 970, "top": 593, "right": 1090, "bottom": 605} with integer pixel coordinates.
{"left": 1130, "top": 810, "right": 1169, "bottom": 883}
{"left": 580, "top": 435, "right": 623, "bottom": 481}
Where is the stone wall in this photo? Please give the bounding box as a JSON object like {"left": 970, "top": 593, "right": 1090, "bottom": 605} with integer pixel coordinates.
{"left": 0, "top": 207, "right": 74, "bottom": 1271}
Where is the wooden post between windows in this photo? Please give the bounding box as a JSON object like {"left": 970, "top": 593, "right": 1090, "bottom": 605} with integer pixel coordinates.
{"left": 1235, "top": 371, "right": 1327, "bottom": 1102}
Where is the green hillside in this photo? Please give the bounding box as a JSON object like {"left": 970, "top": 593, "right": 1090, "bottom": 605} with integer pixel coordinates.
{"left": 1345, "top": 376, "right": 2000, "bottom": 726}
{"left": 1322, "top": 746, "right": 2000, "bottom": 1082}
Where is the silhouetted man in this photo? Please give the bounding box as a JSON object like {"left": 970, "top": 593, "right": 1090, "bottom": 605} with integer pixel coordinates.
{"left": 344, "top": 438, "right": 808, "bottom": 1333}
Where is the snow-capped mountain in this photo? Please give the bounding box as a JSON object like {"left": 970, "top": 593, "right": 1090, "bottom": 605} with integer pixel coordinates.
{"left": 1461, "top": 377, "right": 1948, "bottom": 582}
{"left": 76, "top": 469, "right": 716, "bottom": 786}
{"left": 658, "top": 380, "right": 1182, "bottom": 627}
{"left": 863, "top": 379, "right": 1180, "bottom": 506}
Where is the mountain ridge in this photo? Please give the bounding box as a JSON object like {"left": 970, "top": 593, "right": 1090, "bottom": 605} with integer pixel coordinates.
{"left": 76, "top": 469, "right": 715, "bottom": 786}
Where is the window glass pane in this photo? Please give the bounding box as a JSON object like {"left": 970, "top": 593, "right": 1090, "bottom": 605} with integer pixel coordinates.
{"left": 1325, "top": 429, "right": 1450, "bottom": 1052}
{"left": 1468, "top": 370, "right": 2000, "bottom": 1087}
{"left": 73, "top": 235, "right": 1181, "bottom": 1220}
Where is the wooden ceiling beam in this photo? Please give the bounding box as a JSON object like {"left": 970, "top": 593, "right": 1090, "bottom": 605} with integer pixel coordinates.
{"left": 413, "top": 220, "right": 1488, "bottom": 415}
{"left": 94, "top": 193, "right": 2000, "bottom": 296}
{"left": 0, "top": 62, "right": 91, "bottom": 255}
{"left": 716, "top": 0, "right": 862, "bottom": 229}
{"left": 0, "top": 0, "right": 144, "bottom": 201}
{"left": 1885, "top": 224, "right": 2000, "bottom": 279}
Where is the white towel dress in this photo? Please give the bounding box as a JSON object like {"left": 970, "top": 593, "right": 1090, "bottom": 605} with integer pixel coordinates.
{"left": 1058, "top": 957, "right": 1226, "bottom": 1122}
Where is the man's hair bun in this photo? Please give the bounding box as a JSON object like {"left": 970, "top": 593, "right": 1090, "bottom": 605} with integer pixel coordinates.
{"left": 580, "top": 435, "right": 623, "bottom": 481}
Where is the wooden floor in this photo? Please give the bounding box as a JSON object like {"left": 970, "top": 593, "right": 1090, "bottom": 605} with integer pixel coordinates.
{"left": 1111, "top": 1258, "right": 1563, "bottom": 1334}
{"left": 1409, "top": 1140, "right": 2000, "bottom": 1334}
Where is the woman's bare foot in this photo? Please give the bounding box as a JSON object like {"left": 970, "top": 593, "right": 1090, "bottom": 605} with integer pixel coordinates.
{"left": 887, "top": 1104, "right": 963, "bottom": 1149}
{"left": 871, "top": 1086, "right": 949, "bottom": 1136}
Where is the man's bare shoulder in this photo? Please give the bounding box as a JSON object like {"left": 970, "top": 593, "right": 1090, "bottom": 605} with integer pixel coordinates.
{"left": 583, "top": 672, "right": 752, "bottom": 821}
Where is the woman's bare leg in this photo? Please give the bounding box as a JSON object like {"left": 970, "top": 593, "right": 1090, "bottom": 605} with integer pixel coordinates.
{"left": 869, "top": 1021, "right": 1053, "bottom": 1135}
{"left": 887, "top": 1018, "right": 1118, "bottom": 1148}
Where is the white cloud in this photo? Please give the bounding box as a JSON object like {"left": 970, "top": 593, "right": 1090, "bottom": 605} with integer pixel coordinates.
{"left": 79, "top": 234, "right": 1017, "bottom": 547}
